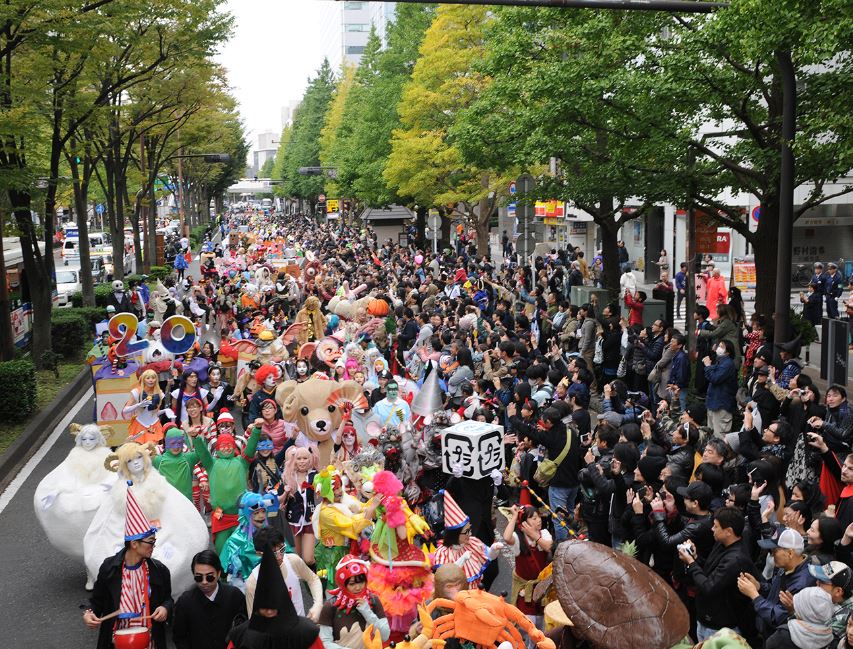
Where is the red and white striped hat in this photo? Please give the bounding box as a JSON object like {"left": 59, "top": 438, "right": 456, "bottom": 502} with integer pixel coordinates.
{"left": 217, "top": 408, "right": 235, "bottom": 427}
{"left": 124, "top": 481, "right": 157, "bottom": 541}
{"left": 441, "top": 489, "right": 470, "bottom": 530}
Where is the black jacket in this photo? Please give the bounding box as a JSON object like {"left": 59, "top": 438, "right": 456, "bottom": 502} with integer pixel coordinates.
{"left": 89, "top": 550, "right": 173, "bottom": 649}
{"left": 173, "top": 582, "right": 247, "bottom": 649}
{"left": 685, "top": 539, "right": 759, "bottom": 632}
{"left": 515, "top": 418, "right": 581, "bottom": 488}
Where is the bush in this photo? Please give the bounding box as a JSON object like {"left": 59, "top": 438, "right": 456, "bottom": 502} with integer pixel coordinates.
{"left": 189, "top": 224, "right": 210, "bottom": 248}
{"left": 149, "top": 265, "right": 172, "bottom": 281}
{"left": 51, "top": 310, "right": 89, "bottom": 358}
{"left": 70, "top": 291, "right": 83, "bottom": 308}
{"left": 66, "top": 307, "right": 106, "bottom": 333}
{"left": 0, "top": 359, "right": 36, "bottom": 422}
{"left": 94, "top": 283, "right": 114, "bottom": 307}
{"left": 790, "top": 308, "right": 819, "bottom": 346}
{"left": 125, "top": 274, "right": 146, "bottom": 285}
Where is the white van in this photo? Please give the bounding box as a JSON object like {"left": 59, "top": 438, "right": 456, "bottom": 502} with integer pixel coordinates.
{"left": 55, "top": 268, "right": 81, "bottom": 307}
{"left": 61, "top": 237, "right": 79, "bottom": 258}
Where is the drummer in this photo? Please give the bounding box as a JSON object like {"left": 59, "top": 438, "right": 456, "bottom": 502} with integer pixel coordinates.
{"left": 83, "top": 486, "right": 173, "bottom": 649}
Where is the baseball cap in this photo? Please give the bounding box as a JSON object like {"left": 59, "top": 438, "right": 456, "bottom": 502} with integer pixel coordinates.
{"left": 676, "top": 481, "right": 713, "bottom": 509}
{"left": 809, "top": 561, "right": 853, "bottom": 590}
{"left": 106, "top": 305, "right": 116, "bottom": 313}
{"left": 685, "top": 403, "right": 707, "bottom": 425}
{"left": 755, "top": 365, "right": 770, "bottom": 376}
{"left": 757, "top": 527, "right": 805, "bottom": 553}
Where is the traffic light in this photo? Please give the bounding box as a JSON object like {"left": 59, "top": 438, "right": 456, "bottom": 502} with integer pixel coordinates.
{"left": 203, "top": 154, "right": 231, "bottom": 164}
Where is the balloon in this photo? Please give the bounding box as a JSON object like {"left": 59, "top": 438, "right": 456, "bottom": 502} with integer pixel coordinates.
{"left": 414, "top": 255, "right": 423, "bottom": 265}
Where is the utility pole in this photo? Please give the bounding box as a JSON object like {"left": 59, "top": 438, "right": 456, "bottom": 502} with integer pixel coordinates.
{"left": 177, "top": 148, "right": 186, "bottom": 238}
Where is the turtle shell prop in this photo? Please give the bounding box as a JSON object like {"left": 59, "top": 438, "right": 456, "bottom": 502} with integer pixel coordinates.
{"left": 553, "top": 540, "right": 689, "bottom": 649}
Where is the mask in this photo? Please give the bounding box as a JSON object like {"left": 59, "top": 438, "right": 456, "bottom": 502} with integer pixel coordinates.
{"left": 716, "top": 346, "right": 726, "bottom": 356}
{"left": 79, "top": 432, "right": 99, "bottom": 451}
{"left": 127, "top": 454, "right": 146, "bottom": 474}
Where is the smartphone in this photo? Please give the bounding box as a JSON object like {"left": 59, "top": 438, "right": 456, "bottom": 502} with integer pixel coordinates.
{"left": 580, "top": 432, "right": 592, "bottom": 444}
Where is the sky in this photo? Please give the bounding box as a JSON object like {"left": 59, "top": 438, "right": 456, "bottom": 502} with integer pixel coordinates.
{"left": 215, "top": 0, "right": 335, "bottom": 151}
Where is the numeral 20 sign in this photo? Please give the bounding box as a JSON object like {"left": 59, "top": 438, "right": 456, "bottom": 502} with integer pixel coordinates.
{"left": 108, "top": 313, "right": 195, "bottom": 357}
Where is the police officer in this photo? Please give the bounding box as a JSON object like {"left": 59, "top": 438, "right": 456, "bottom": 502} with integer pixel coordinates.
{"left": 810, "top": 262, "right": 827, "bottom": 321}
{"left": 825, "top": 262, "right": 844, "bottom": 319}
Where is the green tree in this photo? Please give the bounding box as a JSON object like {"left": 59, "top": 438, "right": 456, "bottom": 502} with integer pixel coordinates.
{"left": 280, "top": 60, "right": 335, "bottom": 203}
{"left": 258, "top": 157, "right": 275, "bottom": 178}
{"left": 319, "top": 62, "right": 356, "bottom": 199}
{"left": 385, "top": 4, "right": 511, "bottom": 255}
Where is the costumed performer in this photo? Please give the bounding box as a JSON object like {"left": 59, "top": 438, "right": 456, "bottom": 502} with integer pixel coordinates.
{"left": 433, "top": 490, "right": 504, "bottom": 589}
{"left": 83, "top": 442, "right": 210, "bottom": 596}
{"left": 191, "top": 419, "right": 261, "bottom": 554}
{"left": 319, "top": 554, "right": 390, "bottom": 649}
{"left": 295, "top": 296, "right": 327, "bottom": 346}
{"left": 123, "top": 369, "right": 164, "bottom": 444}
{"left": 249, "top": 365, "right": 284, "bottom": 422}
{"left": 220, "top": 491, "right": 278, "bottom": 591}
{"left": 172, "top": 369, "right": 209, "bottom": 425}
{"left": 282, "top": 446, "right": 319, "bottom": 569}
{"left": 372, "top": 380, "right": 411, "bottom": 431}
{"left": 245, "top": 527, "right": 323, "bottom": 622}
{"left": 312, "top": 466, "right": 379, "bottom": 590}
{"left": 82, "top": 482, "right": 173, "bottom": 649}
{"left": 227, "top": 543, "right": 322, "bottom": 649}
{"left": 34, "top": 423, "right": 118, "bottom": 590}
{"left": 151, "top": 426, "right": 197, "bottom": 501}
{"left": 502, "top": 502, "right": 552, "bottom": 626}
{"left": 367, "top": 470, "right": 433, "bottom": 639}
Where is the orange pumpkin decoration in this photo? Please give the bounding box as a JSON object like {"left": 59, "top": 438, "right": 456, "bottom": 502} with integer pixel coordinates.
{"left": 367, "top": 298, "right": 390, "bottom": 317}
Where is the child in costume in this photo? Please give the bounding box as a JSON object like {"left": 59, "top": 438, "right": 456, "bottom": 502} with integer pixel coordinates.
{"left": 34, "top": 423, "right": 117, "bottom": 590}
{"left": 192, "top": 421, "right": 261, "bottom": 554}
{"left": 312, "top": 466, "right": 379, "bottom": 590}
{"left": 282, "top": 446, "right": 319, "bottom": 569}
{"left": 367, "top": 470, "right": 433, "bottom": 640}
{"left": 123, "top": 368, "right": 164, "bottom": 444}
{"left": 152, "top": 426, "right": 198, "bottom": 501}
{"left": 249, "top": 433, "right": 287, "bottom": 495}
{"left": 502, "top": 502, "right": 553, "bottom": 626}
{"left": 433, "top": 490, "right": 504, "bottom": 589}
{"left": 318, "top": 555, "right": 390, "bottom": 649}
{"left": 220, "top": 491, "right": 279, "bottom": 591}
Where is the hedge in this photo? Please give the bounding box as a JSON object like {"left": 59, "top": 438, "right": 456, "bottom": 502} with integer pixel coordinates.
{"left": 0, "top": 359, "right": 37, "bottom": 422}
{"left": 51, "top": 310, "right": 89, "bottom": 358}
{"left": 70, "top": 282, "right": 116, "bottom": 308}
{"left": 65, "top": 307, "right": 105, "bottom": 333}
{"left": 148, "top": 265, "right": 172, "bottom": 281}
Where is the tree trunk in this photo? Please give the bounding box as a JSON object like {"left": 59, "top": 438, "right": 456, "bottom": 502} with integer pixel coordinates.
{"left": 415, "top": 205, "right": 426, "bottom": 250}
{"left": 439, "top": 206, "right": 451, "bottom": 250}
{"left": 752, "top": 196, "right": 782, "bottom": 327}
{"left": 11, "top": 189, "right": 52, "bottom": 366}
{"left": 599, "top": 218, "right": 621, "bottom": 303}
{"left": 476, "top": 173, "right": 490, "bottom": 257}
{"left": 69, "top": 152, "right": 95, "bottom": 306}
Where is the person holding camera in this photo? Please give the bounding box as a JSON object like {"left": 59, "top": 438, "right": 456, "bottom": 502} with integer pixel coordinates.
{"left": 578, "top": 423, "right": 620, "bottom": 546}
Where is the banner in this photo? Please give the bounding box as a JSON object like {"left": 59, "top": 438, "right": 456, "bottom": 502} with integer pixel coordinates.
{"left": 732, "top": 256, "right": 756, "bottom": 301}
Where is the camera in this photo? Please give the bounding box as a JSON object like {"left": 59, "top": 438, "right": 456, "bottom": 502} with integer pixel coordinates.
{"left": 677, "top": 542, "right": 696, "bottom": 558}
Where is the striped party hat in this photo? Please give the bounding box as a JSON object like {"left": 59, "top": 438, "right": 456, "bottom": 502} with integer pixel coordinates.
{"left": 124, "top": 481, "right": 157, "bottom": 541}
{"left": 441, "top": 490, "right": 470, "bottom": 530}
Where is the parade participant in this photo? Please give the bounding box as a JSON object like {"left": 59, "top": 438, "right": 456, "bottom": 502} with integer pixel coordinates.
{"left": 172, "top": 550, "right": 247, "bottom": 649}
{"left": 220, "top": 491, "right": 277, "bottom": 590}
{"left": 503, "top": 502, "right": 552, "bottom": 625}
{"left": 373, "top": 380, "right": 411, "bottom": 431}
{"left": 319, "top": 555, "right": 391, "bottom": 649}
{"left": 84, "top": 441, "right": 210, "bottom": 596}
{"left": 235, "top": 360, "right": 261, "bottom": 429}
{"left": 191, "top": 421, "right": 261, "bottom": 554}
{"left": 367, "top": 470, "right": 433, "bottom": 638}
{"left": 87, "top": 330, "right": 113, "bottom": 364}
{"left": 182, "top": 396, "right": 214, "bottom": 441}
{"left": 34, "top": 423, "right": 117, "bottom": 590}
{"left": 312, "top": 466, "right": 379, "bottom": 590}
{"left": 172, "top": 369, "right": 209, "bottom": 425}
{"left": 294, "top": 358, "right": 311, "bottom": 383}
{"left": 248, "top": 365, "right": 283, "bottom": 422}
{"left": 152, "top": 426, "right": 198, "bottom": 501}
{"left": 433, "top": 490, "right": 504, "bottom": 588}
{"left": 249, "top": 433, "right": 287, "bottom": 495}
{"left": 332, "top": 419, "right": 359, "bottom": 471}
{"left": 257, "top": 398, "right": 289, "bottom": 454}
{"left": 295, "top": 296, "right": 327, "bottom": 345}
{"left": 204, "top": 363, "right": 234, "bottom": 413}
{"left": 83, "top": 483, "right": 173, "bottom": 649}
{"left": 106, "top": 279, "right": 134, "bottom": 314}
{"left": 227, "top": 544, "right": 322, "bottom": 649}
{"left": 123, "top": 369, "right": 165, "bottom": 444}
{"left": 282, "top": 446, "right": 319, "bottom": 569}
{"left": 245, "top": 527, "right": 323, "bottom": 622}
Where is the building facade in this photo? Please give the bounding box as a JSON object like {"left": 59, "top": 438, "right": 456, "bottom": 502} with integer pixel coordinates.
{"left": 318, "top": 1, "right": 396, "bottom": 70}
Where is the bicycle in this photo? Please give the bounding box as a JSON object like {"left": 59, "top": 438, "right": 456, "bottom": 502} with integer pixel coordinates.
{"left": 792, "top": 263, "right": 812, "bottom": 288}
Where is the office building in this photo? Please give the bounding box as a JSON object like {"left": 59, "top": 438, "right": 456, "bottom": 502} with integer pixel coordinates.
{"left": 318, "top": 1, "right": 396, "bottom": 70}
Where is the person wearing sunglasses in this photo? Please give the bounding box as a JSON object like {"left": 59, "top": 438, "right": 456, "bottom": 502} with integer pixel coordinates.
{"left": 172, "top": 550, "right": 247, "bottom": 649}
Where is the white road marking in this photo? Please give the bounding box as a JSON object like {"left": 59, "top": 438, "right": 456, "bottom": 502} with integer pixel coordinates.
{"left": 0, "top": 387, "right": 92, "bottom": 516}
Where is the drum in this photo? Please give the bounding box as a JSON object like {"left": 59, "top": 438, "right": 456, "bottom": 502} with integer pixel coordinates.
{"left": 113, "top": 626, "right": 151, "bottom": 649}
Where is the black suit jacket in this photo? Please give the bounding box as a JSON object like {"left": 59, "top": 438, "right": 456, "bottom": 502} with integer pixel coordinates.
{"left": 173, "top": 582, "right": 247, "bottom": 649}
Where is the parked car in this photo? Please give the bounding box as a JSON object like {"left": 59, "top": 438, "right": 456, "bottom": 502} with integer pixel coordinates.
{"left": 55, "top": 268, "right": 81, "bottom": 307}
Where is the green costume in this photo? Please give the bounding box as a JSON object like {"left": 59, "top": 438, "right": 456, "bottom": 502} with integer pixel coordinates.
{"left": 193, "top": 425, "right": 260, "bottom": 553}
{"left": 152, "top": 428, "right": 197, "bottom": 501}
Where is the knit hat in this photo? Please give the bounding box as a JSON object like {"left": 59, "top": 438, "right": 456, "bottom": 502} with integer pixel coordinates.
{"left": 441, "top": 490, "right": 470, "bottom": 530}
{"left": 788, "top": 587, "right": 833, "bottom": 649}
{"left": 124, "top": 481, "right": 157, "bottom": 541}
{"left": 685, "top": 403, "right": 707, "bottom": 425}
{"left": 216, "top": 408, "right": 235, "bottom": 427}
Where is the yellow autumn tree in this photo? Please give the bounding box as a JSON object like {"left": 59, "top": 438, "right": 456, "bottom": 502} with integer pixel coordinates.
{"left": 319, "top": 62, "right": 356, "bottom": 197}
{"left": 384, "top": 4, "right": 511, "bottom": 254}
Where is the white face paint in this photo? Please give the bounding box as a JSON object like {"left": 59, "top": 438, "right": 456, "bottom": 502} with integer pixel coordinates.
{"left": 79, "top": 431, "right": 100, "bottom": 451}
{"left": 127, "top": 453, "right": 146, "bottom": 475}
{"left": 296, "top": 363, "right": 308, "bottom": 376}
{"left": 264, "top": 377, "right": 275, "bottom": 389}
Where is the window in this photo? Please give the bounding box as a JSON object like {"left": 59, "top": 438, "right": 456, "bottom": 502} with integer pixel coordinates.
{"left": 344, "top": 1, "right": 364, "bottom": 9}
{"left": 346, "top": 45, "right": 366, "bottom": 55}
{"left": 346, "top": 23, "right": 370, "bottom": 32}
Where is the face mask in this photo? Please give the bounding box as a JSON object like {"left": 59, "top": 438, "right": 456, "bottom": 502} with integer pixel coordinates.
{"left": 716, "top": 346, "right": 726, "bottom": 356}
{"left": 80, "top": 433, "right": 99, "bottom": 451}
